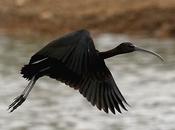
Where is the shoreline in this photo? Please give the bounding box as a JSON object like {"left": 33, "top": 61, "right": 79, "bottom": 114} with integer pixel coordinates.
{"left": 1, "top": 0, "right": 175, "bottom": 38}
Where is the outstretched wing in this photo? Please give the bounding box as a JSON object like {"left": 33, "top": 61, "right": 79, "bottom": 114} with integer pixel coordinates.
{"left": 78, "top": 67, "right": 129, "bottom": 114}
{"left": 29, "top": 29, "right": 100, "bottom": 75}
{"left": 22, "top": 29, "right": 128, "bottom": 114}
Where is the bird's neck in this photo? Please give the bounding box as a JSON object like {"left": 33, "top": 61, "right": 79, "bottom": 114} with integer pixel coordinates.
{"left": 98, "top": 48, "right": 124, "bottom": 59}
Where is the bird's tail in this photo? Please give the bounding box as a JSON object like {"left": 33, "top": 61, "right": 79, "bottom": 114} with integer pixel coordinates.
{"left": 21, "top": 64, "right": 38, "bottom": 80}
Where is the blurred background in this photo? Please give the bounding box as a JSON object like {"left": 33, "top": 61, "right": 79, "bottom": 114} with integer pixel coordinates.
{"left": 0, "top": 0, "right": 175, "bottom": 130}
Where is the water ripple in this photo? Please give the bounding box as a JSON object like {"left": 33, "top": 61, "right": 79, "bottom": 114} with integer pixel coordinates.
{"left": 0, "top": 35, "right": 175, "bottom": 130}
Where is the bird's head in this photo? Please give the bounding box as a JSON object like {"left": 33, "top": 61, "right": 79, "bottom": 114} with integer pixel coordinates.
{"left": 115, "top": 42, "right": 164, "bottom": 61}
{"left": 116, "top": 42, "right": 135, "bottom": 53}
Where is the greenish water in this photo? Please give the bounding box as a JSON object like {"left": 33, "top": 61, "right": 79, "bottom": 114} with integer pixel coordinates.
{"left": 0, "top": 34, "right": 175, "bottom": 130}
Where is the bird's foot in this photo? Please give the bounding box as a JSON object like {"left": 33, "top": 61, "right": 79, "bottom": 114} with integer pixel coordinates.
{"left": 8, "top": 95, "right": 26, "bottom": 113}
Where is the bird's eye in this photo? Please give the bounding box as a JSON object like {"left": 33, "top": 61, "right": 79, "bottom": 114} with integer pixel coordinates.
{"left": 128, "top": 45, "right": 134, "bottom": 48}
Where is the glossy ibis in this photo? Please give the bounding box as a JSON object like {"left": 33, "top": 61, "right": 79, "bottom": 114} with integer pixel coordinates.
{"left": 8, "top": 29, "right": 164, "bottom": 114}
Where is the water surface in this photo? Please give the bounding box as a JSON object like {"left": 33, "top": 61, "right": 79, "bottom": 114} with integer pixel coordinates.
{"left": 0, "top": 34, "right": 175, "bottom": 130}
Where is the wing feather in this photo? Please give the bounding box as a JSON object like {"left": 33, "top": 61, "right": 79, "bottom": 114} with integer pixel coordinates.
{"left": 90, "top": 81, "right": 97, "bottom": 106}
{"left": 111, "top": 90, "right": 121, "bottom": 113}
{"left": 96, "top": 83, "right": 101, "bottom": 110}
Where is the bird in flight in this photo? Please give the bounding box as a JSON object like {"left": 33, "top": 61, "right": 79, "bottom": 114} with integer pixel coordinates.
{"left": 8, "top": 29, "right": 164, "bottom": 114}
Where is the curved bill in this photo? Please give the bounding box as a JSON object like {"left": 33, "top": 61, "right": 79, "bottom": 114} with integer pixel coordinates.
{"left": 135, "top": 47, "right": 164, "bottom": 62}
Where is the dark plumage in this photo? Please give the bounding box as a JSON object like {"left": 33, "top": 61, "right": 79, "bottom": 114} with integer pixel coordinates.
{"left": 8, "top": 29, "right": 164, "bottom": 114}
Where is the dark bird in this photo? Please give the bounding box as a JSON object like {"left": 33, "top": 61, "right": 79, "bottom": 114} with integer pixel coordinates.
{"left": 8, "top": 29, "right": 164, "bottom": 114}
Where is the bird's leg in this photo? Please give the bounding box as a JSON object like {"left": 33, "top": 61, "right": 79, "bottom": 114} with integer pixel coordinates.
{"left": 8, "top": 76, "right": 37, "bottom": 112}
{"left": 8, "top": 66, "right": 50, "bottom": 112}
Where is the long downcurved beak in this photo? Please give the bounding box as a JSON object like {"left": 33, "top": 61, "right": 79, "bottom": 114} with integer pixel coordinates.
{"left": 135, "top": 47, "right": 164, "bottom": 62}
